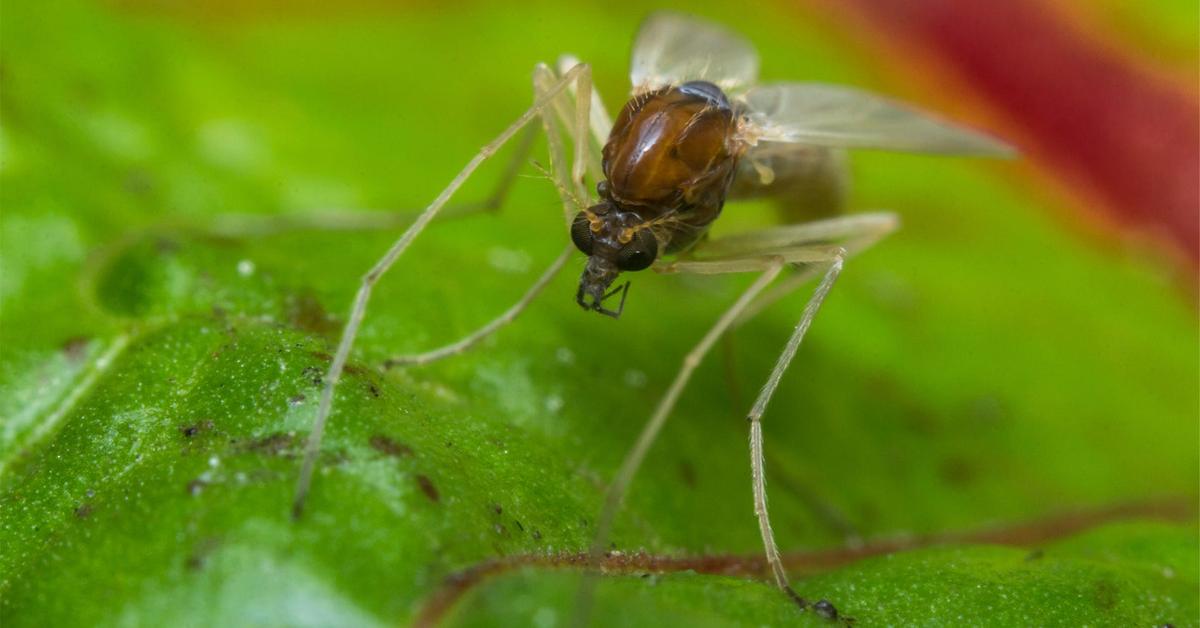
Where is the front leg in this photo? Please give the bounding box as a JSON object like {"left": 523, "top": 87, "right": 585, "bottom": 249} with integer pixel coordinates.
{"left": 292, "top": 62, "right": 595, "bottom": 518}
{"left": 382, "top": 60, "right": 607, "bottom": 369}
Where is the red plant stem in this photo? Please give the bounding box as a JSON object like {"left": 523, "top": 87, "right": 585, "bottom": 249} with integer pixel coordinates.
{"left": 412, "top": 498, "right": 1194, "bottom": 626}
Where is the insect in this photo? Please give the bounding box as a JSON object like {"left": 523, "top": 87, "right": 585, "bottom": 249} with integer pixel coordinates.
{"left": 292, "top": 11, "right": 1012, "bottom": 615}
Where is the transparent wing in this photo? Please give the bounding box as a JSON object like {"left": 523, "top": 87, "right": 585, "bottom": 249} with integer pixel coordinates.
{"left": 741, "top": 83, "right": 1015, "bottom": 156}
{"left": 630, "top": 12, "right": 758, "bottom": 95}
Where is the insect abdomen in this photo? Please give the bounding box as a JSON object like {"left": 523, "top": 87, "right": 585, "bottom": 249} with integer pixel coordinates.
{"left": 729, "top": 144, "right": 849, "bottom": 222}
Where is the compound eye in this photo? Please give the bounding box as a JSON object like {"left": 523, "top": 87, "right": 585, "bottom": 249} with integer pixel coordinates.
{"left": 616, "top": 229, "right": 658, "bottom": 271}
{"left": 570, "top": 212, "right": 594, "bottom": 255}
{"left": 596, "top": 180, "right": 610, "bottom": 199}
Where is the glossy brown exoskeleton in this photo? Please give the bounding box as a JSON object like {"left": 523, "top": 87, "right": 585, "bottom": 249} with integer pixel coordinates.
{"left": 571, "top": 81, "right": 742, "bottom": 317}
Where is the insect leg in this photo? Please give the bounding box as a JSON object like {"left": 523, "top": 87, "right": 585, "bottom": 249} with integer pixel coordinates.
{"left": 383, "top": 245, "right": 573, "bottom": 368}
{"left": 381, "top": 62, "right": 603, "bottom": 369}
{"left": 693, "top": 212, "right": 897, "bottom": 260}
{"left": 575, "top": 257, "right": 786, "bottom": 621}
{"left": 530, "top": 59, "right": 594, "bottom": 203}
{"left": 692, "top": 212, "right": 898, "bottom": 324}
{"left": 537, "top": 56, "right": 613, "bottom": 197}
{"left": 662, "top": 239, "right": 869, "bottom": 606}
{"left": 569, "top": 62, "right": 592, "bottom": 199}
{"left": 575, "top": 218, "right": 890, "bottom": 614}
{"left": 292, "top": 62, "right": 594, "bottom": 518}
{"left": 533, "top": 63, "right": 592, "bottom": 223}
{"left": 196, "top": 123, "right": 540, "bottom": 239}
{"left": 473, "top": 122, "right": 542, "bottom": 215}
{"left": 746, "top": 248, "right": 844, "bottom": 603}
{"left": 558, "top": 54, "right": 612, "bottom": 182}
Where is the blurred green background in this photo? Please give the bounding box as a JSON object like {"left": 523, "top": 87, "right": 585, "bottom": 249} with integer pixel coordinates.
{"left": 1, "top": 0, "right": 1196, "bottom": 626}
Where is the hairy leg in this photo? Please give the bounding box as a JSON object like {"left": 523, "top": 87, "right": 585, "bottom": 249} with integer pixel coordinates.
{"left": 746, "top": 249, "right": 844, "bottom": 600}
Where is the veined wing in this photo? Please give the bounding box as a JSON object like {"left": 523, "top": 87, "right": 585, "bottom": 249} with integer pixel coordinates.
{"left": 740, "top": 83, "right": 1016, "bottom": 156}
{"left": 630, "top": 12, "right": 758, "bottom": 96}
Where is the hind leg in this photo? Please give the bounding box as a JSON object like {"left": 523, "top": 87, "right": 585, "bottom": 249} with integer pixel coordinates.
{"left": 686, "top": 212, "right": 898, "bottom": 324}
{"left": 576, "top": 216, "right": 895, "bottom": 619}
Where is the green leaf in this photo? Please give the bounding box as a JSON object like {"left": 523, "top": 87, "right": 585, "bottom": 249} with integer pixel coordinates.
{"left": 1, "top": 1, "right": 1196, "bottom": 626}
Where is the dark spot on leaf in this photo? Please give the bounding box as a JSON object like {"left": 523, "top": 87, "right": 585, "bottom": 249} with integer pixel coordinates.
{"left": 416, "top": 475, "right": 439, "bottom": 503}
{"left": 239, "top": 432, "right": 299, "bottom": 457}
{"left": 61, "top": 336, "right": 91, "bottom": 362}
{"left": 678, "top": 459, "right": 696, "bottom": 488}
{"left": 186, "top": 537, "right": 221, "bottom": 571}
{"left": 302, "top": 366, "right": 323, "bottom": 386}
{"left": 966, "top": 394, "right": 1008, "bottom": 427}
{"left": 1093, "top": 579, "right": 1119, "bottom": 610}
{"left": 288, "top": 393, "right": 306, "bottom": 406}
{"left": 74, "top": 503, "right": 93, "bottom": 519}
{"left": 95, "top": 242, "right": 158, "bottom": 316}
{"left": 1025, "top": 548, "right": 1044, "bottom": 561}
{"left": 532, "top": 529, "right": 542, "bottom": 541}
{"left": 514, "top": 520, "right": 524, "bottom": 532}
{"left": 154, "top": 237, "right": 179, "bottom": 254}
{"left": 180, "top": 420, "right": 214, "bottom": 438}
{"left": 813, "top": 599, "right": 838, "bottom": 620}
{"left": 287, "top": 293, "right": 339, "bottom": 337}
{"left": 309, "top": 350, "right": 365, "bottom": 375}
{"left": 124, "top": 169, "right": 154, "bottom": 197}
{"left": 939, "top": 457, "right": 976, "bottom": 486}
{"left": 856, "top": 501, "right": 881, "bottom": 527}
{"left": 367, "top": 383, "right": 380, "bottom": 398}
{"left": 369, "top": 435, "right": 413, "bottom": 458}
{"left": 491, "top": 504, "right": 503, "bottom": 516}
{"left": 867, "top": 375, "right": 940, "bottom": 434}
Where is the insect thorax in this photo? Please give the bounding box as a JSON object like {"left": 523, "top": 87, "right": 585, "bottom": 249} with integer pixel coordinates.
{"left": 600, "top": 81, "right": 741, "bottom": 254}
